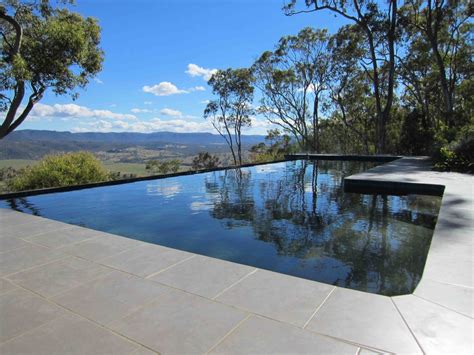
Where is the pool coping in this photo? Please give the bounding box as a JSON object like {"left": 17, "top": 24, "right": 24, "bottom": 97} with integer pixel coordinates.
{"left": 0, "top": 156, "right": 472, "bottom": 353}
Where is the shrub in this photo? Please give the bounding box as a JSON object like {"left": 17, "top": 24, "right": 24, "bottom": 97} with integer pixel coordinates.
{"left": 433, "top": 126, "right": 474, "bottom": 173}
{"left": 145, "top": 159, "right": 181, "bottom": 174}
{"left": 8, "top": 152, "right": 110, "bottom": 191}
{"left": 192, "top": 152, "right": 220, "bottom": 170}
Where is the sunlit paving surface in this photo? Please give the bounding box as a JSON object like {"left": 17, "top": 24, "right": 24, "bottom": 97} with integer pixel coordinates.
{"left": 2, "top": 160, "right": 441, "bottom": 295}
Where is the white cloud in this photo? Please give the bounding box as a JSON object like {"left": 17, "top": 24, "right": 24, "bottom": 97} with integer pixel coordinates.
{"left": 94, "top": 78, "right": 103, "bottom": 84}
{"left": 30, "top": 103, "right": 136, "bottom": 121}
{"left": 185, "top": 64, "right": 217, "bottom": 81}
{"left": 73, "top": 117, "right": 213, "bottom": 134}
{"left": 190, "top": 86, "right": 206, "bottom": 92}
{"left": 144, "top": 101, "right": 153, "bottom": 105}
{"left": 160, "top": 108, "right": 182, "bottom": 117}
{"left": 131, "top": 108, "right": 152, "bottom": 113}
{"left": 143, "top": 82, "right": 188, "bottom": 96}
{"left": 200, "top": 100, "right": 210, "bottom": 104}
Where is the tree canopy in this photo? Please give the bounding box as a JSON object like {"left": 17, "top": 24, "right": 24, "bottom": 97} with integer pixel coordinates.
{"left": 0, "top": 0, "right": 104, "bottom": 138}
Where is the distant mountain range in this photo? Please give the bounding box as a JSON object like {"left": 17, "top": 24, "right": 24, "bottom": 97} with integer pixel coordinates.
{"left": 4, "top": 130, "right": 265, "bottom": 145}
{"left": 0, "top": 130, "right": 266, "bottom": 160}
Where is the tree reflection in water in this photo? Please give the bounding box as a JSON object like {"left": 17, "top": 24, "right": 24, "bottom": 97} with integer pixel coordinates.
{"left": 205, "top": 160, "right": 440, "bottom": 296}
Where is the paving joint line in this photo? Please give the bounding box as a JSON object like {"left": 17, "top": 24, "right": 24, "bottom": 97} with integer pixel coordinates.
{"left": 302, "top": 286, "right": 336, "bottom": 329}
{"left": 204, "top": 313, "right": 252, "bottom": 354}
{"left": 390, "top": 298, "right": 425, "bottom": 355}
{"left": 212, "top": 268, "right": 259, "bottom": 300}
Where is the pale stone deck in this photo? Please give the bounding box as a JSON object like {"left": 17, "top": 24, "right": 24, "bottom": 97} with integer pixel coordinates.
{"left": 0, "top": 158, "right": 472, "bottom": 354}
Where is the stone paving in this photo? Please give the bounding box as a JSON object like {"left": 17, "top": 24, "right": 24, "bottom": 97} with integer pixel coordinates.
{"left": 0, "top": 157, "right": 472, "bottom": 354}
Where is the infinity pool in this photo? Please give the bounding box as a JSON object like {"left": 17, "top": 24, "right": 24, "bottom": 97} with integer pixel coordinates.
{"left": 1, "top": 160, "right": 441, "bottom": 295}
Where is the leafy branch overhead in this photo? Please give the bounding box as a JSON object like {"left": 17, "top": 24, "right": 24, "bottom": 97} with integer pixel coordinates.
{"left": 0, "top": 0, "right": 104, "bottom": 138}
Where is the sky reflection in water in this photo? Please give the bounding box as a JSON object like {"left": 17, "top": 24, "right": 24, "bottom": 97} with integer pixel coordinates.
{"left": 1, "top": 160, "right": 441, "bottom": 295}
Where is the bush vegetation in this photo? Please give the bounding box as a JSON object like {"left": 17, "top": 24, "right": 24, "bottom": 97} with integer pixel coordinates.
{"left": 7, "top": 152, "right": 110, "bottom": 191}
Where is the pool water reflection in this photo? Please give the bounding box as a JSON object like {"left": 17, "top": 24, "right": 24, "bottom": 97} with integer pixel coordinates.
{"left": 1, "top": 160, "right": 441, "bottom": 295}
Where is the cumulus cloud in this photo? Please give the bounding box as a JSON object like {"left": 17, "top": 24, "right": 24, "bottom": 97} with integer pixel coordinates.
{"left": 185, "top": 64, "right": 217, "bottom": 81}
{"left": 73, "top": 117, "right": 213, "bottom": 134}
{"left": 143, "top": 82, "right": 188, "bottom": 96}
{"left": 142, "top": 82, "right": 205, "bottom": 96}
{"left": 131, "top": 108, "right": 152, "bottom": 113}
{"left": 160, "top": 108, "right": 182, "bottom": 117}
{"left": 30, "top": 103, "right": 136, "bottom": 121}
{"left": 190, "top": 86, "right": 206, "bottom": 92}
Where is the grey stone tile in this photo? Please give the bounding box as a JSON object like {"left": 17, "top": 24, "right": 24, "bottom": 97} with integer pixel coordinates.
{"left": 414, "top": 279, "right": 473, "bottom": 318}
{"left": 394, "top": 295, "right": 473, "bottom": 354}
{"left": 110, "top": 287, "right": 248, "bottom": 354}
{"left": 0, "top": 289, "right": 65, "bottom": 342}
{"left": 209, "top": 315, "right": 358, "bottom": 354}
{"left": 0, "top": 235, "right": 32, "bottom": 252}
{"left": 100, "top": 243, "right": 193, "bottom": 278}
{"left": 24, "top": 226, "right": 101, "bottom": 249}
{"left": 0, "top": 278, "right": 17, "bottom": 295}
{"left": 53, "top": 270, "right": 167, "bottom": 325}
{"left": 7, "top": 257, "right": 113, "bottom": 298}
{"left": 422, "top": 252, "right": 473, "bottom": 288}
{"left": 131, "top": 347, "right": 158, "bottom": 355}
{"left": 150, "top": 255, "right": 255, "bottom": 298}
{"left": 58, "top": 233, "right": 142, "bottom": 261}
{"left": 216, "top": 269, "right": 334, "bottom": 327}
{"left": 0, "top": 314, "right": 138, "bottom": 355}
{"left": 0, "top": 210, "right": 43, "bottom": 226}
{"left": 1, "top": 219, "right": 71, "bottom": 238}
{"left": 306, "top": 288, "right": 421, "bottom": 353}
{"left": 0, "top": 245, "right": 65, "bottom": 277}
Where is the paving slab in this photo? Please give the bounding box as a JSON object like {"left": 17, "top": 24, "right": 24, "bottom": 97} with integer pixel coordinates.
{"left": 100, "top": 243, "right": 193, "bottom": 278}
{"left": 24, "top": 226, "right": 102, "bottom": 249}
{"left": 58, "top": 232, "right": 142, "bottom": 261}
{"left": 216, "top": 269, "right": 334, "bottom": 327}
{"left": 7, "top": 257, "right": 113, "bottom": 298}
{"left": 0, "top": 288, "right": 65, "bottom": 342}
{"left": 110, "top": 286, "right": 248, "bottom": 354}
{"left": 209, "top": 315, "right": 358, "bottom": 354}
{"left": 1, "top": 219, "right": 71, "bottom": 239}
{"left": 394, "top": 295, "right": 473, "bottom": 354}
{"left": 0, "top": 314, "right": 138, "bottom": 355}
{"left": 53, "top": 270, "right": 167, "bottom": 326}
{"left": 0, "top": 278, "right": 17, "bottom": 295}
{"left": 0, "top": 235, "right": 32, "bottom": 252}
{"left": 414, "top": 278, "right": 473, "bottom": 318}
{"left": 306, "top": 287, "right": 422, "bottom": 353}
{"left": 0, "top": 245, "right": 65, "bottom": 277}
{"left": 149, "top": 254, "right": 256, "bottom": 298}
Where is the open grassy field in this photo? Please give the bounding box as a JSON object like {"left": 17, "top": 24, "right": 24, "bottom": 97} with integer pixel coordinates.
{"left": 0, "top": 159, "right": 37, "bottom": 169}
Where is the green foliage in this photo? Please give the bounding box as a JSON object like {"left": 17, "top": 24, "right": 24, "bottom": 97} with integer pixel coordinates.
{"left": 250, "top": 129, "right": 294, "bottom": 162}
{"left": 0, "top": 0, "right": 104, "bottom": 137}
{"left": 399, "top": 109, "right": 434, "bottom": 155}
{"left": 8, "top": 152, "right": 109, "bottom": 191}
{"left": 204, "top": 68, "right": 254, "bottom": 165}
{"left": 146, "top": 159, "right": 181, "bottom": 174}
{"left": 192, "top": 152, "right": 220, "bottom": 170}
{"left": 434, "top": 126, "right": 474, "bottom": 173}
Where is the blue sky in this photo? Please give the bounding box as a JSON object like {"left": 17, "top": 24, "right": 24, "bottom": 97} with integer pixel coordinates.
{"left": 21, "top": 0, "right": 347, "bottom": 135}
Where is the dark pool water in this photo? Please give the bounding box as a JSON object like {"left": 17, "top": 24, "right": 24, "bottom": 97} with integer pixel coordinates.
{"left": 1, "top": 160, "right": 441, "bottom": 295}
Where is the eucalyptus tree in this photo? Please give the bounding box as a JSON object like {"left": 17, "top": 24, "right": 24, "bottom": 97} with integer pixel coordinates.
{"left": 284, "top": 0, "right": 399, "bottom": 153}
{"left": 252, "top": 27, "right": 331, "bottom": 152}
{"left": 204, "top": 68, "right": 254, "bottom": 166}
{"left": 324, "top": 25, "right": 375, "bottom": 154}
{"left": 399, "top": 0, "right": 473, "bottom": 128}
{"left": 0, "top": 0, "right": 104, "bottom": 138}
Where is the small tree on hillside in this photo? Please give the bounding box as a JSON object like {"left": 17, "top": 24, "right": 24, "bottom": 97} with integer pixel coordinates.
{"left": 204, "top": 68, "right": 254, "bottom": 166}
{"left": 192, "top": 152, "right": 220, "bottom": 170}
{"left": 0, "top": 0, "right": 104, "bottom": 138}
